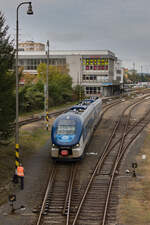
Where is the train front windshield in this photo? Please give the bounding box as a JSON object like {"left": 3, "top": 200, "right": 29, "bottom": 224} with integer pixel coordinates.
{"left": 56, "top": 120, "right": 76, "bottom": 135}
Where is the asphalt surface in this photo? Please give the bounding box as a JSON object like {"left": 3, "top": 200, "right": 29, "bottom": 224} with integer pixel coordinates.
{"left": 0, "top": 140, "right": 51, "bottom": 225}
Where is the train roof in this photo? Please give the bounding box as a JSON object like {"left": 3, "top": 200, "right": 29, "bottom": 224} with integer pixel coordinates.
{"left": 52, "top": 97, "right": 102, "bottom": 125}
{"left": 68, "top": 97, "right": 101, "bottom": 116}
{"left": 69, "top": 105, "right": 87, "bottom": 112}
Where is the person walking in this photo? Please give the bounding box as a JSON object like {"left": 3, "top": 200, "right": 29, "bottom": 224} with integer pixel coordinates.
{"left": 17, "top": 163, "right": 24, "bottom": 190}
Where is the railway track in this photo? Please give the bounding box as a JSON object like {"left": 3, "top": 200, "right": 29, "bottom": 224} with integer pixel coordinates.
{"left": 32, "top": 94, "right": 150, "bottom": 225}
{"left": 15, "top": 88, "right": 150, "bottom": 128}
{"left": 71, "top": 97, "right": 150, "bottom": 225}
{"left": 34, "top": 163, "right": 78, "bottom": 225}
{"left": 17, "top": 109, "right": 67, "bottom": 127}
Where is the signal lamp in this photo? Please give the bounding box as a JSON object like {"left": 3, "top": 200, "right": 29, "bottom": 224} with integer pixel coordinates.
{"left": 61, "top": 150, "right": 68, "bottom": 156}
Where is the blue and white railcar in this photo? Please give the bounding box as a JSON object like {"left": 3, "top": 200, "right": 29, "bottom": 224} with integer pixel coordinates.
{"left": 51, "top": 98, "right": 102, "bottom": 161}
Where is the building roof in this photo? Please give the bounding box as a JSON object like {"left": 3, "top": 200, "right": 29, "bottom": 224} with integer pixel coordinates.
{"left": 18, "top": 50, "right": 116, "bottom": 57}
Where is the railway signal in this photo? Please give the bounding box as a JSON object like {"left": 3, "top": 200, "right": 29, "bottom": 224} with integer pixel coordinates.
{"left": 132, "top": 162, "right": 138, "bottom": 177}
{"left": 132, "top": 162, "right": 138, "bottom": 169}
{"left": 8, "top": 194, "right": 25, "bottom": 213}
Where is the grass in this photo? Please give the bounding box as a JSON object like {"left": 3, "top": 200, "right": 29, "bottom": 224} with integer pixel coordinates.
{"left": 0, "top": 127, "right": 50, "bottom": 205}
{"left": 117, "top": 132, "right": 150, "bottom": 224}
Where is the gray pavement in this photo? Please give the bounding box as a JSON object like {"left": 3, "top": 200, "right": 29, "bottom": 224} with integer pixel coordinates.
{"left": 0, "top": 140, "right": 52, "bottom": 225}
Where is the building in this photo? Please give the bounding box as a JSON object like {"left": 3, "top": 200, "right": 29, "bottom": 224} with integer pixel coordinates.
{"left": 18, "top": 41, "right": 45, "bottom": 51}
{"left": 18, "top": 49, "right": 123, "bottom": 96}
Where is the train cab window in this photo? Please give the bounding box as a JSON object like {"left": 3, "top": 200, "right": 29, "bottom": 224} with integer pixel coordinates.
{"left": 57, "top": 120, "right": 76, "bottom": 135}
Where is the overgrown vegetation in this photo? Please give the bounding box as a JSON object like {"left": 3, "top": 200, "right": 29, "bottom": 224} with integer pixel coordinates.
{"left": 19, "top": 64, "right": 83, "bottom": 112}
{"left": 0, "top": 127, "right": 50, "bottom": 205}
{"left": 118, "top": 133, "right": 150, "bottom": 224}
{"left": 0, "top": 11, "right": 15, "bottom": 141}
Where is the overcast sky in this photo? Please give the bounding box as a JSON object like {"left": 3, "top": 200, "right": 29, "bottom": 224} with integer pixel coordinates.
{"left": 1, "top": 0, "right": 150, "bottom": 72}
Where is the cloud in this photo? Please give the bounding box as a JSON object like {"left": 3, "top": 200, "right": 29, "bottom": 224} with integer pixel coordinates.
{"left": 2, "top": 0, "right": 150, "bottom": 71}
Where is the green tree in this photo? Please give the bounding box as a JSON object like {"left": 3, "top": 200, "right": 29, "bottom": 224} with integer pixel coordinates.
{"left": 0, "top": 12, "right": 15, "bottom": 141}
{"left": 49, "top": 72, "right": 73, "bottom": 105}
{"left": 37, "top": 63, "right": 73, "bottom": 106}
{"left": 37, "top": 63, "right": 47, "bottom": 82}
{"left": 19, "top": 80, "right": 44, "bottom": 112}
{"left": 73, "top": 85, "right": 85, "bottom": 101}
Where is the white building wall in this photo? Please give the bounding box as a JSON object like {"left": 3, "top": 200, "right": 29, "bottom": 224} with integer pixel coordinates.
{"left": 18, "top": 50, "right": 120, "bottom": 96}
{"left": 66, "top": 55, "right": 81, "bottom": 87}
{"left": 114, "top": 60, "right": 123, "bottom": 83}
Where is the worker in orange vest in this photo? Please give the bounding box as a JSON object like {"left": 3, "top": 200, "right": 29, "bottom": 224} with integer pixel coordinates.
{"left": 17, "top": 163, "right": 24, "bottom": 190}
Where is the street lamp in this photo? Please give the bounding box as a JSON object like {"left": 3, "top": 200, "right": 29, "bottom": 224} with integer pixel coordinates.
{"left": 15, "top": 2, "right": 33, "bottom": 171}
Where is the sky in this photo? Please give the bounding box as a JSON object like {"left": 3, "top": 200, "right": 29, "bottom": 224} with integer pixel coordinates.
{"left": 1, "top": 0, "right": 150, "bottom": 72}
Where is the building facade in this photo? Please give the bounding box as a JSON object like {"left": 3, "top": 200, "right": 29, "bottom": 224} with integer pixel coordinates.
{"left": 18, "top": 49, "right": 123, "bottom": 96}
{"left": 19, "top": 41, "right": 45, "bottom": 51}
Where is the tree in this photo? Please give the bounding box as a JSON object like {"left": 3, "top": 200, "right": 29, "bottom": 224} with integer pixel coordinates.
{"left": 0, "top": 12, "right": 15, "bottom": 141}
{"left": 37, "top": 63, "right": 73, "bottom": 106}
{"left": 19, "top": 80, "right": 44, "bottom": 112}
{"left": 49, "top": 72, "right": 73, "bottom": 105}
{"left": 73, "top": 85, "right": 85, "bottom": 101}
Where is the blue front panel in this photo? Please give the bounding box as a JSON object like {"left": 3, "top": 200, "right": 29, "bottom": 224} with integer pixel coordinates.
{"left": 51, "top": 114, "right": 82, "bottom": 146}
{"left": 56, "top": 134, "right": 75, "bottom": 143}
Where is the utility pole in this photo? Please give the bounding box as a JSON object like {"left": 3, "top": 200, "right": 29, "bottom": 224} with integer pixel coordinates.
{"left": 133, "top": 62, "right": 135, "bottom": 71}
{"left": 141, "top": 65, "right": 143, "bottom": 74}
{"left": 45, "top": 40, "right": 49, "bottom": 130}
{"left": 79, "top": 57, "right": 83, "bottom": 101}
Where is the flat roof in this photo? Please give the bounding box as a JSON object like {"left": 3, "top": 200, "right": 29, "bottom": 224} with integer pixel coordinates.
{"left": 18, "top": 50, "right": 116, "bottom": 57}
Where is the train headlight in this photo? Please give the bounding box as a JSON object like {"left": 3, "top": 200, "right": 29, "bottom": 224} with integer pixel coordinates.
{"left": 73, "top": 143, "right": 80, "bottom": 148}
{"left": 52, "top": 144, "right": 58, "bottom": 148}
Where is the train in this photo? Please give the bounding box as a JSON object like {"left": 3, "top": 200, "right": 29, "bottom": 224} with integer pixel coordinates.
{"left": 50, "top": 97, "right": 102, "bottom": 161}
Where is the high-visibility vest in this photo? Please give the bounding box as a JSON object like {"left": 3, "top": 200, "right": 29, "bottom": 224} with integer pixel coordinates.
{"left": 17, "top": 166, "right": 24, "bottom": 177}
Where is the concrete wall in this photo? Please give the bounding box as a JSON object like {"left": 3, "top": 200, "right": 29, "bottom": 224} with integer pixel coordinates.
{"left": 66, "top": 55, "right": 81, "bottom": 86}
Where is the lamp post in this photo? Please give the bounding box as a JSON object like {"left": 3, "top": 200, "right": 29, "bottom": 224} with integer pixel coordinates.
{"left": 45, "top": 40, "right": 49, "bottom": 130}
{"left": 15, "top": 2, "right": 33, "bottom": 171}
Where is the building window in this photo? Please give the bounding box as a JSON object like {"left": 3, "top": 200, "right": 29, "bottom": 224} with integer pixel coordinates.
{"left": 82, "top": 74, "right": 97, "bottom": 81}
{"left": 116, "top": 76, "right": 121, "bottom": 81}
{"left": 82, "top": 57, "right": 109, "bottom": 70}
{"left": 83, "top": 75, "right": 86, "bottom": 80}
{"left": 85, "top": 86, "right": 101, "bottom": 94}
{"left": 117, "top": 69, "right": 121, "bottom": 74}
{"left": 19, "top": 57, "right": 66, "bottom": 71}
{"left": 105, "top": 65, "right": 108, "bottom": 70}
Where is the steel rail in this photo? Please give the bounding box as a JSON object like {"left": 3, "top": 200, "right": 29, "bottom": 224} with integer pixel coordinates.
{"left": 71, "top": 97, "right": 150, "bottom": 225}
{"left": 35, "top": 165, "right": 56, "bottom": 225}
{"left": 101, "top": 108, "right": 150, "bottom": 225}
{"left": 100, "top": 101, "right": 150, "bottom": 225}
{"left": 18, "top": 109, "right": 67, "bottom": 127}
{"left": 71, "top": 118, "right": 122, "bottom": 225}
{"left": 63, "top": 163, "right": 77, "bottom": 225}
{"left": 16, "top": 92, "right": 150, "bottom": 127}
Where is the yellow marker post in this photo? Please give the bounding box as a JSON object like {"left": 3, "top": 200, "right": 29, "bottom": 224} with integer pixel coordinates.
{"left": 46, "top": 112, "right": 49, "bottom": 130}
{"left": 15, "top": 144, "right": 20, "bottom": 168}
